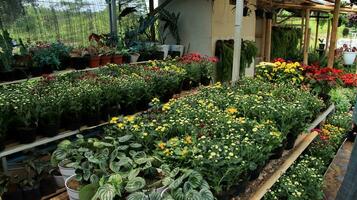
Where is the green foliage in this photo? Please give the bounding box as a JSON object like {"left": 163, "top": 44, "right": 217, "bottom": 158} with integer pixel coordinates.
{"left": 159, "top": 9, "right": 181, "bottom": 45}
{"left": 271, "top": 27, "right": 302, "bottom": 61}
{"left": 240, "top": 40, "right": 257, "bottom": 78}
{"left": 0, "top": 29, "right": 14, "bottom": 72}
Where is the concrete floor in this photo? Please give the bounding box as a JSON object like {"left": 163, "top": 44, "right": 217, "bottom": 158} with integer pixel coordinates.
{"left": 323, "top": 141, "right": 354, "bottom": 200}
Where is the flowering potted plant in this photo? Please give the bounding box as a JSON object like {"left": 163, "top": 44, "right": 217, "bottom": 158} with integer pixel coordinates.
{"left": 341, "top": 43, "right": 357, "bottom": 65}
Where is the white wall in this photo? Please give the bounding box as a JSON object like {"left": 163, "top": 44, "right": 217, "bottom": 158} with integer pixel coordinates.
{"left": 159, "top": 0, "right": 213, "bottom": 56}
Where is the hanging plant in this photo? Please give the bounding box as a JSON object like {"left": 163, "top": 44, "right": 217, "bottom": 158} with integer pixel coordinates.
{"left": 240, "top": 40, "right": 257, "bottom": 77}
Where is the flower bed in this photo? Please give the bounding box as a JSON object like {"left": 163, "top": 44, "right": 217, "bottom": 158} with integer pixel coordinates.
{"left": 264, "top": 86, "right": 356, "bottom": 200}
{"left": 0, "top": 56, "right": 215, "bottom": 148}
{"left": 49, "top": 78, "right": 323, "bottom": 199}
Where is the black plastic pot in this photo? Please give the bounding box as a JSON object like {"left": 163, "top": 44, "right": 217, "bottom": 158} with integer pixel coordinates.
{"left": 23, "top": 185, "right": 41, "bottom": 200}
{"left": 319, "top": 43, "right": 325, "bottom": 50}
{"left": 0, "top": 70, "right": 15, "bottom": 82}
{"left": 3, "top": 184, "right": 23, "bottom": 200}
{"left": 101, "top": 104, "right": 121, "bottom": 121}
{"left": 249, "top": 163, "right": 265, "bottom": 181}
{"left": 270, "top": 141, "right": 287, "bottom": 160}
{"left": 38, "top": 118, "right": 61, "bottom": 137}
{"left": 160, "top": 92, "right": 174, "bottom": 103}
{"left": 40, "top": 176, "right": 57, "bottom": 197}
{"left": 84, "top": 111, "right": 101, "bottom": 127}
{"left": 201, "top": 76, "right": 211, "bottom": 86}
{"left": 285, "top": 133, "right": 298, "bottom": 150}
{"left": 30, "top": 67, "right": 43, "bottom": 77}
{"left": 215, "top": 179, "right": 249, "bottom": 200}
{"left": 70, "top": 57, "right": 88, "bottom": 70}
{"left": 15, "top": 126, "right": 37, "bottom": 144}
{"left": 182, "top": 79, "right": 192, "bottom": 91}
{"left": 42, "top": 65, "right": 54, "bottom": 74}
{"left": 243, "top": 7, "right": 249, "bottom": 16}
{"left": 14, "top": 68, "right": 29, "bottom": 80}
{"left": 62, "top": 112, "right": 81, "bottom": 130}
{"left": 347, "top": 126, "right": 357, "bottom": 142}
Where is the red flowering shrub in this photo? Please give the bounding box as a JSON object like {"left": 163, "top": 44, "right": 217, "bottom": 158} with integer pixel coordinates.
{"left": 340, "top": 73, "right": 357, "bottom": 87}
{"left": 180, "top": 53, "right": 218, "bottom": 64}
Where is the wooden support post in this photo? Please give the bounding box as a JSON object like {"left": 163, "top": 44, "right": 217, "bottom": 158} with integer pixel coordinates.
{"left": 261, "top": 17, "right": 267, "bottom": 60}
{"left": 300, "top": 12, "right": 305, "bottom": 51}
{"left": 149, "top": 0, "right": 156, "bottom": 41}
{"left": 232, "top": 0, "right": 245, "bottom": 83}
{"left": 314, "top": 12, "right": 320, "bottom": 50}
{"left": 326, "top": 18, "right": 331, "bottom": 51}
{"left": 264, "top": 18, "right": 272, "bottom": 61}
{"left": 303, "top": 9, "right": 310, "bottom": 65}
{"left": 327, "top": 0, "right": 341, "bottom": 68}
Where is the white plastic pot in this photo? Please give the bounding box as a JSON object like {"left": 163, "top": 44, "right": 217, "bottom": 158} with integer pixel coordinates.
{"left": 343, "top": 52, "right": 357, "bottom": 65}
{"left": 130, "top": 53, "right": 140, "bottom": 63}
{"left": 170, "top": 45, "right": 184, "bottom": 57}
{"left": 65, "top": 175, "right": 80, "bottom": 200}
{"left": 158, "top": 45, "right": 170, "bottom": 59}
{"left": 58, "top": 161, "right": 76, "bottom": 182}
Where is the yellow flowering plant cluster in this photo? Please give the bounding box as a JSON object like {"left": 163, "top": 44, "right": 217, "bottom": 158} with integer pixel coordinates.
{"left": 256, "top": 59, "right": 305, "bottom": 85}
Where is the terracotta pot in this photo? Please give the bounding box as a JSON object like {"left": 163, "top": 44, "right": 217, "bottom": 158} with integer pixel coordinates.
{"left": 88, "top": 56, "right": 100, "bottom": 68}
{"left": 112, "top": 55, "right": 123, "bottom": 64}
{"left": 100, "top": 55, "right": 112, "bottom": 66}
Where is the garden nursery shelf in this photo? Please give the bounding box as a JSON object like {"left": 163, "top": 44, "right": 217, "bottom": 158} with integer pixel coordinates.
{"left": 237, "top": 104, "right": 335, "bottom": 200}
{"left": 0, "top": 122, "right": 108, "bottom": 173}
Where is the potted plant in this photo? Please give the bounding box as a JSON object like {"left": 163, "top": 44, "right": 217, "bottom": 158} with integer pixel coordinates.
{"left": 50, "top": 42, "right": 71, "bottom": 70}
{"left": 2, "top": 176, "right": 23, "bottom": 200}
{"left": 10, "top": 87, "right": 39, "bottom": 144}
{"left": 37, "top": 81, "right": 64, "bottom": 137}
{"left": 0, "top": 173, "right": 9, "bottom": 198}
{"left": 20, "top": 161, "right": 42, "bottom": 200}
{"left": 99, "top": 46, "right": 112, "bottom": 66}
{"left": 79, "top": 81, "right": 103, "bottom": 126}
{"left": 112, "top": 47, "right": 124, "bottom": 64}
{"left": 0, "top": 93, "right": 10, "bottom": 151}
{"left": 69, "top": 47, "right": 89, "bottom": 70}
{"left": 0, "top": 29, "right": 15, "bottom": 81}
{"left": 341, "top": 43, "right": 357, "bottom": 65}
{"left": 61, "top": 86, "right": 83, "bottom": 130}
{"left": 87, "top": 45, "right": 100, "bottom": 68}
{"left": 31, "top": 44, "right": 60, "bottom": 75}
{"left": 13, "top": 39, "right": 31, "bottom": 80}
{"left": 159, "top": 9, "right": 184, "bottom": 57}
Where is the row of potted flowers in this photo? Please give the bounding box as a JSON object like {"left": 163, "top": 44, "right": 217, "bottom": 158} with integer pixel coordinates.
{"left": 49, "top": 78, "right": 323, "bottom": 199}
{"left": 0, "top": 56, "right": 216, "bottom": 150}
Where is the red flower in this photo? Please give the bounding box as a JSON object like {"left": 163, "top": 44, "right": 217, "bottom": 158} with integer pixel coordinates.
{"left": 273, "top": 58, "right": 285, "bottom": 62}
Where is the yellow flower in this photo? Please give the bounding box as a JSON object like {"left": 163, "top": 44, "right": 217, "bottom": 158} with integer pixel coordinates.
{"left": 110, "top": 117, "right": 119, "bottom": 124}
{"left": 158, "top": 141, "right": 166, "bottom": 150}
{"left": 133, "top": 124, "right": 140, "bottom": 130}
{"left": 143, "top": 132, "right": 148, "bottom": 137}
{"left": 226, "top": 107, "right": 238, "bottom": 114}
{"left": 117, "top": 123, "right": 125, "bottom": 129}
{"left": 184, "top": 136, "right": 192, "bottom": 144}
{"left": 162, "top": 103, "right": 171, "bottom": 111}
{"left": 125, "top": 115, "right": 135, "bottom": 123}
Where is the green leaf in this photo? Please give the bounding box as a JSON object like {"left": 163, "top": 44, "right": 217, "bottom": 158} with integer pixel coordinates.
{"left": 128, "top": 169, "right": 141, "bottom": 180}
{"left": 185, "top": 190, "right": 201, "bottom": 200}
{"left": 125, "top": 177, "right": 146, "bottom": 193}
{"left": 130, "top": 143, "right": 143, "bottom": 148}
{"left": 132, "top": 151, "right": 148, "bottom": 165}
{"left": 187, "top": 171, "right": 203, "bottom": 189}
{"left": 79, "top": 183, "right": 98, "bottom": 200}
{"left": 119, "top": 134, "right": 133, "bottom": 143}
{"left": 108, "top": 174, "right": 123, "bottom": 191}
{"left": 148, "top": 191, "right": 162, "bottom": 200}
{"left": 117, "top": 145, "right": 129, "bottom": 151}
{"left": 199, "top": 189, "right": 214, "bottom": 200}
{"left": 162, "top": 177, "right": 174, "bottom": 187}
{"left": 93, "top": 184, "right": 116, "bottom": 200}
{"left": 172, "top": 188, "right": 185, "bottom": 200}
{"left": 109, "top": 161, "right": 121, "bottom": 173}
{"left": 169, "top": 168, "right": 180, "bottom": 178}
{"left": 127, "top": 192, "right": 146, "bottom": 200}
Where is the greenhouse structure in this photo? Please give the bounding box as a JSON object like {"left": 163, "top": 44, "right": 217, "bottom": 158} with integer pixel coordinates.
{"left": 0, "top": 0, "right": 356, "bottom": 200}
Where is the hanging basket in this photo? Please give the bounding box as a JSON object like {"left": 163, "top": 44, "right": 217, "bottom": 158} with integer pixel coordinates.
{"left": 343, "top": 51, "right": 357, "bottom": 65}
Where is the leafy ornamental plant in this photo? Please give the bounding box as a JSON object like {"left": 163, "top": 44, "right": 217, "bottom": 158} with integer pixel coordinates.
{"left": 32, "top": 45, "right": 60, "bottom": 70}
{"left": 0, "top": 29, "right": 14, "bottom": 72}
{"left": 159, "top": 9, "right": 181, "bottom": 45}
{"left": 0, "top": 173, "right": 9, "bottom": 196}
{"left": 240, "top": 40, "right": 257, "bottom": 78}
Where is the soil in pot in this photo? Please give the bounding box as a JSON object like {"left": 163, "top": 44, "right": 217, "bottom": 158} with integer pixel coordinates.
{"left": 40, "top": 176, "right": 57, "bottom": 196}
{"left": 112, "top": 55, "right": 123, "bottom": 64}
{"left": 15, "top": 126, "right": 37, "bottom": 144}
{"left": 23, "top": 185, "right": 41, "bottom": 200}
{"left": 88, "top": 56, "right": 100, "bottom": 68}
{"left": 66, "top": 176, "right": 80, "bottom": 200}
{"left": 3, "top": 184, "right": 23, "bottom": 200}
{"left": 61, "top": 112, "right": 81, "bottom": 130}
{"left": 38, "top": 118, "right": 60, "bottom": 137}
{"left": 100, "top": 55, "right": 112, "bottom": 66}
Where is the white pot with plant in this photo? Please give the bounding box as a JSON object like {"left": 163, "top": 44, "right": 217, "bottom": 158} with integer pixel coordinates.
{"left": 65, "top": 175, "right": 80, "bottom": 200}
{"left": 58, "top": 160, "right": 76, "bottom": 182}
{"left": 342, "top": 44, "right": 357, "bottom": 65}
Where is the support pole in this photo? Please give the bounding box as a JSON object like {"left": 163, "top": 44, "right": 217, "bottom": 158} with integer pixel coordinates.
{"left": 109, "top": 0, "right": 118, "bottom": 39}
{"left": 327, "top": 0, "right": 341, "bottom": 68}
{"left": 149, "top": 0, "right": 156, "bottom": 41}
{"left": 300, "top": 12, "right": 305, "bottom": 51}
{"left": 264, "top": 17, "right": 272, "bottom": 61}
{"left": 326, "top": 19, "right": 331, "bottom": 51}
{"left": 314, "top": 12, "right": 320, "bottom": 50}
{"left": 303, "top": 9, "right": 310, "bottom": 65}
{"left": 261, "top": 17, "right": 267, "bottom": 60}
{"left": 232, "top": 0, "right": 244, "bottom": 83}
